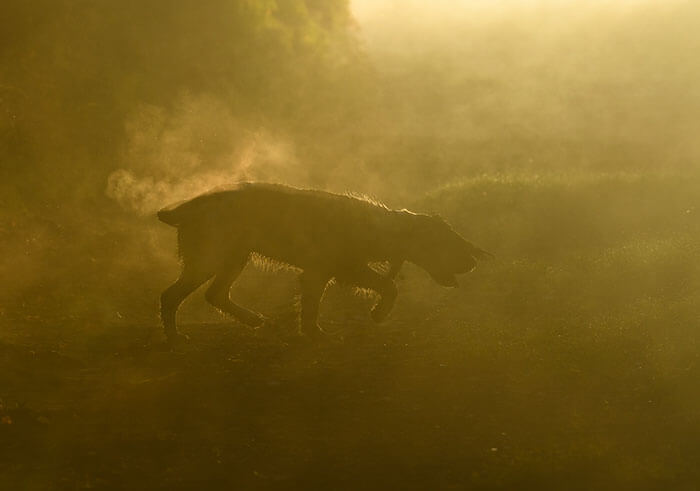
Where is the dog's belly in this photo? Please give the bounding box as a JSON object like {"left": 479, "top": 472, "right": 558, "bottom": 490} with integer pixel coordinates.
{"left": 249, "top": 234, "right": 350, "bottom": 273}
{"left": 242, "top": 217, "right": 378, "bottom": 272}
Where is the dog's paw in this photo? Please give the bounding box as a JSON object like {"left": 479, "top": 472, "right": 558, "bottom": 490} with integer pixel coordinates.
{"left": 253, "top": 316, "right": 278, "bottom": 334}
{"left": 371, "top": 304, "right": 391, "bottom": 323}
{"left": 250, "top": 314, "right": 274, "bottom": 330}
{"left": 243, "top": 312, "right": 268, "bottom": 328}
{"left": 166, "top": 331, "right": 190, "bottom": 346}
{"left": 298, "top": 323, "right": 322, "bottom": 340}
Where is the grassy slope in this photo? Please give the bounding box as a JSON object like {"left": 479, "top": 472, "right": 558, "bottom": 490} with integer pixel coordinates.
{"left": 2, "top": 172, "right": 700, "bottom": 490}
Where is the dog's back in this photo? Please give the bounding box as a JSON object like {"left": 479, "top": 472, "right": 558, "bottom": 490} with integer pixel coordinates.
{"left": 158, "top": 182, "right": 397, "bottom": 272}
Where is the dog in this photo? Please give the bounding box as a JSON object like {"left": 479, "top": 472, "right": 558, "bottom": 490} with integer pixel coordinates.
{"left": 158, "top": 182, "right": 492, "bottom": 342}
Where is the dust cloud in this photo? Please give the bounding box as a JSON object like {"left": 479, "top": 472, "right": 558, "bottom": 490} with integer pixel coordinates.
{"left": 106, "top": 94, "right": 302, "bottom": 215}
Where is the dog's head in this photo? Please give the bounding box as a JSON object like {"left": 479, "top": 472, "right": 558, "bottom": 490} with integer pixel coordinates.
{"left": 404, "top": 212, "right": 491, "bottom": 287}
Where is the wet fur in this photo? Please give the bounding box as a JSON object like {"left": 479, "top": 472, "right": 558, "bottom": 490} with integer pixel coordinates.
{"left": 158, "top": 182, "right": 491, "bottom": 341}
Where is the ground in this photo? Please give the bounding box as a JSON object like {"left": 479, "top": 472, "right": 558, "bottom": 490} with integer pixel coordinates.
{"left": 2, "top": 173, "right": 700, "bottom": 490}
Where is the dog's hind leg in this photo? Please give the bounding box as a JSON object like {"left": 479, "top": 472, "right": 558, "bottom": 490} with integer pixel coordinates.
{"left": 205, "top": 255, "right": 266, "bottom": 327}
{"left": 338, "top": 266, "right": 398, "bottom": 323}
{"left": 161, "top": 264, "right": 214, "bottom": 343}
{"left": 299, "top": 271, "right": 331, "bottom": 337}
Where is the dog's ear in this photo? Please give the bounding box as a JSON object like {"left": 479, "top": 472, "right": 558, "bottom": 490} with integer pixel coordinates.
{"left": 471, "top": 246, "right": 495, "bottom": 260}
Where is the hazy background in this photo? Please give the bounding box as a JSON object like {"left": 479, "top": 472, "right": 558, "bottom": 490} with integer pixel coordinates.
{"left": 2, "top": 0, "right": 698, "bottom": 305}
{"left": 2, "top": 1, "right": 700, "bottom": 488}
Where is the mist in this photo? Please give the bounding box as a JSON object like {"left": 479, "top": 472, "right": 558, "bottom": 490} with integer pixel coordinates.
{"left": 353, "top": 0, "right": 699, "bottom": 176}
{"left": 2, "top": 1, "right": 699, "bottom": 489}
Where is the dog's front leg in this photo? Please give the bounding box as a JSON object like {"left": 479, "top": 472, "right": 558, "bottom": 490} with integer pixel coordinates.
{"left": 338, "top": 266, "right": 398, "bottom": 323}
{"left": 299, "top": 271, "right": 330, "bottom": 337}
{"left": 367, "top": 270, "right": 398, "bottom": 323}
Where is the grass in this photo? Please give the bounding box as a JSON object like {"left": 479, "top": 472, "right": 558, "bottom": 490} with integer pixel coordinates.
{"left": 1, "top": 171, "right": 700, "bottom": 489}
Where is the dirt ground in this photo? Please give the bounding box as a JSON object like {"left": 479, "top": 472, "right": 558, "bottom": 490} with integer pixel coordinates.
{"left": 2, "top": 287, "right": 699, "bottom": 490}
{"left": 3, "top": 175, "right": 700, "bottom": 490}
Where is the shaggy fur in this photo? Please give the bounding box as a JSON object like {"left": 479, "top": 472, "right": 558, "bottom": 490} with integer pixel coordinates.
{"left": 158, "top": 182, "right": 491, "bottom": 342}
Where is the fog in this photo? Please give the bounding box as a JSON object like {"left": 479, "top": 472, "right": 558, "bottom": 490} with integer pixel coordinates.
{"left": 1, "top": 1, "right": 699, "bottom": 488}
{"left": 353, "top": 0, "right": 699, "bottom": 173}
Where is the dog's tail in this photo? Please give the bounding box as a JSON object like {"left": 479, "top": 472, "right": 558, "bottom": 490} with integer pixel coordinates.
{"left": 157, "top": 191, "right": 223, "bottom": 227}
{"left": 157, "top": 204, "right": 185, "bottom": 227}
